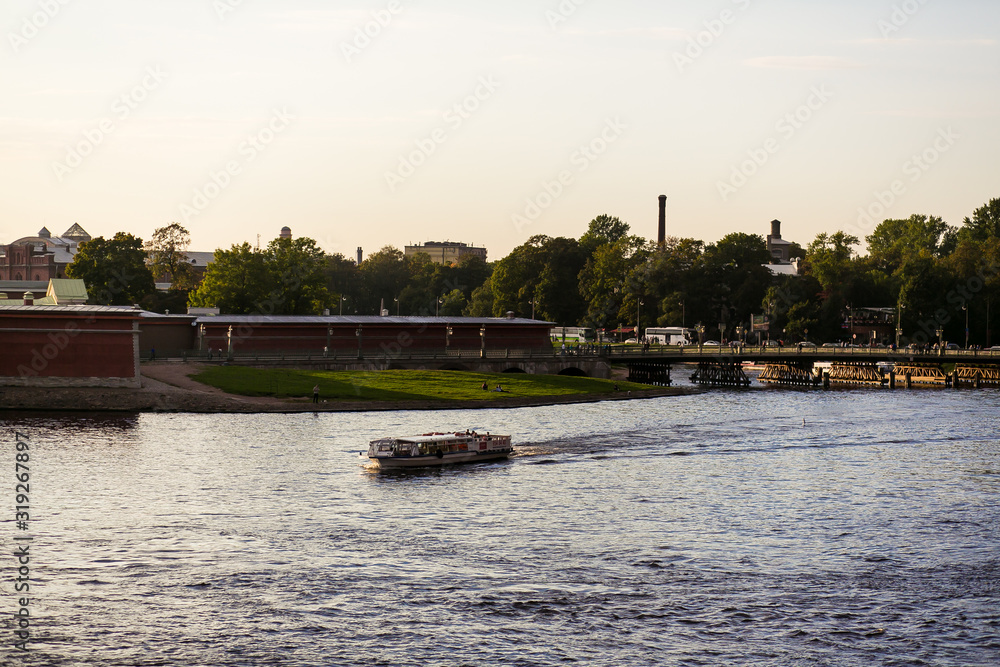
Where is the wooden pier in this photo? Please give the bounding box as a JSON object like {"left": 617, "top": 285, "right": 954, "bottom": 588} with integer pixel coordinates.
{"left": 626, "top": 361, "right": 672, "bottom": 386}
{"left": 757, "top": 363, "right": 817, "bottom": 386}
{"left": 690, "top": 361, "right": 750, "bottom": 387}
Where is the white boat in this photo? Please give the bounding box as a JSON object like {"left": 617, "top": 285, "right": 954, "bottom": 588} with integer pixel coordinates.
{"left": 366, "top": 431, "right": 513, "bottom": 468}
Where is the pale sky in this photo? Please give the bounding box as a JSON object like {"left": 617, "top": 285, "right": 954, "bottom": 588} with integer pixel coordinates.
{"left": 2, "top": 0, "right": 997, "bottom": 260}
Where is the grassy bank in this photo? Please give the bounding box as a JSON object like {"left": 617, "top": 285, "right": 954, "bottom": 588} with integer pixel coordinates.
{"left": 192, "top": 367, "right": 649, "bottom": 403}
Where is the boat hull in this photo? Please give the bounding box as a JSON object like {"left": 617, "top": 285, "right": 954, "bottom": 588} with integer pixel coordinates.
{"left": 370, "top": 448, "right": 512, "bottom": 468}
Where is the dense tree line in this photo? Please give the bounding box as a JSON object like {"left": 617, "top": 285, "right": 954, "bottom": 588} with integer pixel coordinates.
{"left": 66, "top": 196, "right": 1000, "bottom": 346}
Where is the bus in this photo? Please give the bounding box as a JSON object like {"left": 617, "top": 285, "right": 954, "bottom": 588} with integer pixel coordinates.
{"left": 644, "top": 327, "right": 693, "bottom": 345}
{"left": 549, "top": 326, "right": 595, "bottom": 343}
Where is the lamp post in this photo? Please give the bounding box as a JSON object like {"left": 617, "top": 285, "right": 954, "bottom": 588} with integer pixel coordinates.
{"left": 679, "top": 300, "right": 685, "bottom": 328}
{"left": 340, "top": 295, "right": 346, "bottom": 316}
{"left": 436, "top": 297, "right": 443, "bottom": 317}
{"left": 479, "top": 325, "right": 486, "bottom": 358}
{"left": 355, "top": 325, "right": 363, "bottom": 359}
{"left": 736, "top": 324, "right": 744, "bottom": 347}
{"left": 637, "top": 299, "right": 644, "bottom": 343}
{"left": 936, "top": 327, "right": 944, "bottom": 351}
{"left": 696, "top": 324, "right": 705, "bottom": 353}
{"left": 325, "top": 325, "right": 331, "bottom": 358}
{"left": 529, "top": 300, "right": 536, "bottom": 320}
{"left": 895, "top": 304, "right": 903, "bottom": 348}
{"left": 226, "top": 325, "right": 234, "bottom": 361}
{"left": 963, "top": 303, "right": 969, "bottom": 349}
{"left": 445, "top": 324, "right": 453, "bottom": 353}
{"left": 394, "top": 297, "right": 399, "bottom": 316}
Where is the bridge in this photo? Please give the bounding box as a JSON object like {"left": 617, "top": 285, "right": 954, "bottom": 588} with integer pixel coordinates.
{"left": 161, "top": 343, "right": 1000, "bottom": 389}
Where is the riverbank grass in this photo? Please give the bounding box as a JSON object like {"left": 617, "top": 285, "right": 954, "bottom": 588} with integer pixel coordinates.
{"left": 192, "top": 367, "right": 647, "bottom": 402}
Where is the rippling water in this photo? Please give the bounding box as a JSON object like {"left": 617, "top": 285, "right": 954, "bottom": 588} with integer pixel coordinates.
{"left": 2, "top": 377, "right": 999, "bottom": 666}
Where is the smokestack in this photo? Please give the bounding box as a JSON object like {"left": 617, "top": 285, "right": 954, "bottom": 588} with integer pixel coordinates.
{"left": 356, "top": 247, "right": 363, "bottom": 265}
{"left": 657, "top": 195, "right": 667, "bottom": 245}
{"left": 770, "top": 219, "right": 781, "bottom": 240}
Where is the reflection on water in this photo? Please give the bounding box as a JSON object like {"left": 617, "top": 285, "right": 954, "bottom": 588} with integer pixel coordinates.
{"left": 1, "top": 384, "right": 999, "bottom": 666}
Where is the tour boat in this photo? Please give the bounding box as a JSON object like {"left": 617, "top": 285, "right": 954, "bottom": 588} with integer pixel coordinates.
{"left": 366, "top": 431, "right": 514, "bottom": 468}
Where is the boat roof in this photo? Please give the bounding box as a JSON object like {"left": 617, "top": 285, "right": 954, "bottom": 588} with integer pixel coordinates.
{"left": 374, "top": 432, "right": 500, "bottom": 444}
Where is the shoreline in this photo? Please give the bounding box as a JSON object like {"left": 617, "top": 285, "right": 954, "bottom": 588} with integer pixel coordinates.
{"left": 0, "top": 362, "right": 699, "bottom": 414}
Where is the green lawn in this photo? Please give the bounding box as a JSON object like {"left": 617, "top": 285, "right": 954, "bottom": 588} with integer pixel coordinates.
{"left": 191, "top": 367, "right": 648, "bottom": 402}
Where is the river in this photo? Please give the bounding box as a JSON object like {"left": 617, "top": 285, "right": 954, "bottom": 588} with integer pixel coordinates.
{"left": 2, "top": 374, "right": 998, "bottom": 666}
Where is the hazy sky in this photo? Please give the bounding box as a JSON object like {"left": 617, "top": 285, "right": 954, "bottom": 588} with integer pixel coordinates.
{"left": 2, "top": 0, "right": 997, "bottom": 260}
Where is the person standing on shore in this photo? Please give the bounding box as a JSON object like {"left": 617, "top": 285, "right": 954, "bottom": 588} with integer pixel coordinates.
{"left": 312, "top": 384, "right": 320, "bottom": 404}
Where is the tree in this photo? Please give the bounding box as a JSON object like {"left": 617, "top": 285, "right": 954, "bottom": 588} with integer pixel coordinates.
{"left": 579, "top": 214, "right": 631, "bottom": 255}
{"left": 960, "top": 197, "right": 1000, "bottom": 241}
{"left": 66, "top": 233, "right": 155, "bottom": 305}
{"left": 266, "top": 236, "right": 330, "bottom": 315}
{"left": 866, "top": 215, "right": 952, "bottom": 273}
{"left": 804, "top": 231, "right": 859, "bottom": 295}
{"left": 145, "top": 222, "right": 197, "bottom": 290}
{"left": 187, "top": 243, "right": 271, "bottom": 314}
{"left": 357, "top": 246, "right": 410, "bottom": 315}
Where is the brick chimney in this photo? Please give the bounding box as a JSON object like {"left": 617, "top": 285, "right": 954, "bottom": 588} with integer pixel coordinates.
{"left": 23, "top": 291, "right": 33, "bottom": 306}
{"left": 657, "top": 195, "right": 667, "bottom": 245}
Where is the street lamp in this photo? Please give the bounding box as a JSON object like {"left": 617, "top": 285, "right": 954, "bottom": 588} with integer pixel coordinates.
{"left": 963, "top": 303, "right": 969, "bottom": 349}
{"left": 529, "top": 300, "right": 536, "bottom": 320}
{"left": 637, "top": 299, "right": 644, "bottom": 343}
{"left": 340, "top": 295, "right": 347, "bottom": 316}
{"left": 696, "top": 323, "right": 705, "bottom": 353}
{"left": 394, "top": 297, "right": 399, "bottom": 316}
{"left": 479, "top": 325, "right": 486, "bottom": 358}
{"left": 936, "top": 327, "right": 944, "bottom": 352}
{"left": 436, "top": 296, "right": 443, "bottom": 317}
{"left": 679, "top": 300, "right": 685, "bottom": 328}
{"left": 226, "top": 325, "right": 234, "bottom": 360}
{"left": 325, "top": 325, "right": 331, "bottom": 358}
{"left": 355, "top": 325, "right": 363, "bottom": 359}
{"left": 895, "top": 304, "right": 903, "bottom": 348}
{"left": 446, "top": 324, "right": 453, "bottom": 352}
{"left": 736, "top": 324, "right": 744, "bottom": 346}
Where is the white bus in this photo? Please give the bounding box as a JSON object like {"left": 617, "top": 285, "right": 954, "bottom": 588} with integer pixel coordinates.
{"left": 644, "top": 327, "right": 693, "bottom": 345}
{"left": 549, "top": 326, "right": 595, "bottom": 343}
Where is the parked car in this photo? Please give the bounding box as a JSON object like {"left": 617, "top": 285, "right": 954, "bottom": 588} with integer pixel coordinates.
{"left": 821, "top": 342, "right": 839, "bottom": 348}
{"left": 798, "top": 341, "right": 817, "bottom": 348}
{"left": 946, "top": 343, "right": 960, "bottom": 350}
{"left": 702, "top": 340, "right": 721, "bottom": 346}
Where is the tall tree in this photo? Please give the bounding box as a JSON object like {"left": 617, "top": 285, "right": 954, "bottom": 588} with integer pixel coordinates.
{"left": 145, "top": 222, "right": 197, "bottom": 290}
{"left": 66, "top": 233, "right": 155, "bottom": 305}
{"left": 266, "top": 236, "right": 330, "bottom": 315}
{"left": 960, "top": 197, "right": 1000, "bottom": 241}
{"left": 866, "top": 214, "right": 952, "bottom": 273}
{"left": 187, "top": 243, "right": 271, "bottom": 314}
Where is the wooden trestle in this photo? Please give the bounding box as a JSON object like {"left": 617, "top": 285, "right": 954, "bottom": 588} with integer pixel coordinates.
{"left": 758, "top": 363, "right": 817, "bottom": 386}
{"left": 690, "top": 361, "right": 750, "bottom": 387}
{"left": 826, "top": 362, "right": 887, "bottom": 386}
{"left": 891, "top": 363, "right": 949, "bottom": 387}
{"left": 955, "top": 365, "right": 1000, "bottom": 387}
{"left": 626, "top": 361, "right": 672, "bottom": 386}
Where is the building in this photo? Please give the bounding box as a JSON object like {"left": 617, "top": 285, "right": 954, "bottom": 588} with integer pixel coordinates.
{"left": 0, "top": 279, "right": 89, "bottom": 306}
{"left": 765, "top": 219, "right": 801, "bottom": 276}
{"left": 404, "top": 241, "right": 487, "bottom": 265}
{"left": 0, "top": 224, "right": 91, "bottom": 281}
{"left": 0, "top": 303, "right": 141, "bottom": 388}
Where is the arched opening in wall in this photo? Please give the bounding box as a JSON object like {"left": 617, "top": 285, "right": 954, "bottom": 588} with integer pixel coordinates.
{"left": 501, "top": 367, "right": 526, "bottom": 374}
{"left": 15, "top": 273, "right": 22, "bottom": 280}
{"left": 557, "top": 367, "right": 589, "bottom": 377}
{"left": 439, "top": 363, "right": 469, "bottom": 372}
{"left": 34, "top": 274, "right": 40, "bottom": 280}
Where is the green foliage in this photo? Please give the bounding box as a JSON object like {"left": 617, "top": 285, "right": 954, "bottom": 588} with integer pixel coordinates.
{"left": 145, "top": 222, "right": 198, "bottom": 290}
{"left": 960, "top": 197, "right": 1000, "bottom": 242}
{"left": 188, "top": 237, "right": 329, "bottom": 314}
{"left": 66, "top": 232, "right": 155, "bottom": 305}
